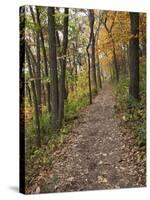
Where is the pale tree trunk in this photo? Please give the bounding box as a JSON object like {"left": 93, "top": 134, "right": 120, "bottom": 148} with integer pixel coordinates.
{"left": 58, "top": 8, "right": 69, "bottom": 128}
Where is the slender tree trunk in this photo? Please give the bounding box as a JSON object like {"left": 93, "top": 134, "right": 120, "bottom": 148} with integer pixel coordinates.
{"left": 42, "top": 83, "right": 46, "bottom": 106}
{"left": 36, "top": 30, "right": 42, "bottom": 113}
{"left": 36, "top": 7, "right": 51, "bottom": 113}
{"left": 86, "top": 49, "right": 92, "bottom": 104}
{"left": 26, "top": 82, "right": 32, "bottom": 106}
{"left": 89, "top": 10, "right": 97, "bottom": 93}
{"left": 72, "top": 43, "right": 78, "bottom": 90}
{"left": 58, "top": 8, "right": 69, "bottom": 128}
{"left": 96, "top": 54, "right": 102, "bottom": 89}
{"left": 41, "top": 69, "right": 46, "bottom": 106}
{"left": 48, "top": 7, "right": 59, "bottom": 131}
{"left": 30, "top": 6, "right": 42, "bottom": 113}
{"left": 26, "top": 46, "right": 41, "bottom": 147}
{"left": 112, "top": 41, "right": 119, "bottom": 82}
{"left": 86, "top": 10, "right": 94, "bottom": 104}
{"left": 129, "top": 12, "right": 139, "bottom": 100}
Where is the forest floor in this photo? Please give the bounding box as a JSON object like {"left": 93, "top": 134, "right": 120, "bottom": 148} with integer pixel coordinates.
{"left": 29, "top": 83, "right": 146, "bottom": 194}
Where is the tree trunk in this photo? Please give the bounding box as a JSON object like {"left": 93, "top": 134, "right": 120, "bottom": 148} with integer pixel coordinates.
{"left": 36, "top": 30, "right": 42, "bottom": 113}
{"left": 48, "top": 7, "right": 59, "bottom": 131}
{"left": 36, "top": 7, "right": 51, "bottom": 113}
{"left": 129, "top": 12, "right": 139, "bottom": 100}
{"left": 26, "top": 82, "right": 32, "bottom": 106}
{"left": 96, "top": 54, "right": 102, "bottom": 89}
{"left": 30, "top": 6, "right": 42, "bottom": 113}
{"left": 72, "top": 43, "right": 78, "bottom": 90}
{"left": 112, "top": 41, "right": 119, "bottom": 82}
{"left": 89, "top": 10, "right": 97, "bottom": 94}
{"left": 86, "top": 49, "right": 92, "bottom": 104}
{"left": 25, "top": 46, "right": 41, "bottom": 147}
{"left": 58, "top": 8, "right": 69, "bottom": 128}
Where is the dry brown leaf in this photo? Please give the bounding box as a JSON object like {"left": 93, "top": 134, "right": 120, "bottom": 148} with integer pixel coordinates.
{"left": 35, "top": 186, "right": 40, "bottom": 194}
{"left": 98, "top": 176, "right": 108, "bottom": 183}
{"left": 66, "top": 177, "right": 74, "bottom": 182}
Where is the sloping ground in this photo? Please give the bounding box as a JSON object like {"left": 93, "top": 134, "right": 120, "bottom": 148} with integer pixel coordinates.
{"left": 28, "top": 83, "right": 146, "bottom": 194}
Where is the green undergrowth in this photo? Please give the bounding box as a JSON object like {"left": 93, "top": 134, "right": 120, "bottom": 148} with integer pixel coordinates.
{"left": 64, "top": 93, "right": 89, "bottom": 122}
{"left": 113, "top": 63, "right": 146, "bottom": 147}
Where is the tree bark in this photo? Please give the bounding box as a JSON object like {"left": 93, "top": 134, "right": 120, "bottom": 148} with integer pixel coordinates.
{"left": 129, "top": 12, "right": 139, "bottom": 100}
{"left": 30, "top": 6, "right": 42, "bottom": 113}
{"left": 86, "top": 48, "right": 92, "bottom": 104}
{"left": 89, "top": 10, "right": 98, "bottom": 93}
{"left": 58, "top": 8, "right": 69, "bottom": 128}
{"left": 96, "top": 54, "right": 102, "bottom": 89}
{"left": 86, "top": 10, "right": 94, "bottom": 104}
{"left": 112, "top": 41, "right": 119, "bottom": 82}
{"left": 25, "top": 46, "right": 41, "bottom": 147}
{"left": 48, "top": 7, "right": 59, "bottom": 131}
{"left": 36, "top": 7, "right": 51, "bottom": 113}
{"left": 26, "top": 82, "right": 32, "bottom": 106}
{"left": 36, "top": 29, "right": 42, "bottom": 113}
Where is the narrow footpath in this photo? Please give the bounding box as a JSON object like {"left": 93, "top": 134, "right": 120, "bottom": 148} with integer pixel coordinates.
{"left": 30, "top": 83, "right": 146, "bottom": 193}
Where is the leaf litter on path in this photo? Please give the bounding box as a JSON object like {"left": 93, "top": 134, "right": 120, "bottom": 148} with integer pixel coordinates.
{"left": 27, "top": 83, "right": 146, "bottom": 194}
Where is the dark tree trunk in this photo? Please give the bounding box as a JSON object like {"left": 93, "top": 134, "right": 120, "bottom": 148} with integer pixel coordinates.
{"left": 48, "top": 7, "right": 59, "bottom": 131}
{"left": 42, "top": 83, "right": 46, "bottom": 106}
{"left": 95, "top": 13, "right": 102, "bottom": 90}
{"left": 41, "top": 68, "right": 47, "bottom": 105}
{"left": 89, "top": 10, "right": 97, "bottom": 93}
{"left": 96, "top": 54, "right": 102, "bottom": 89}
{"left": 25, "top": 46, "right": 41, "bottom": 147}
{"left": 36, "top": 30, "right": 42, "bottom": 113}
{"left": 36, "top": 7, "right": 51, "bottom": 113}
{"left": 86, "top": 10, "right": 95, "bottom": 104}
{"left": 129, "top": 12, "right": 139, "bottom": 100}
{"left": 86, "top": 49, "right": 92, "bottom": 104}
{"left": 112, "top": 41, "right": 119, "bottom": 82}
{"left": 30, "top": 6, "right": 42, "bottom": 113}
{"left": 26, "top": 82, "right": 32, "bottom": 106}
{"left": 58, "top": 8, "right": 69, "bottom": 128}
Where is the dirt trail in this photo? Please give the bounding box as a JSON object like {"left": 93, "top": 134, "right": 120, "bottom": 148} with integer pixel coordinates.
{"left": 33, "top": 83, "right": 146, "bottom": 193}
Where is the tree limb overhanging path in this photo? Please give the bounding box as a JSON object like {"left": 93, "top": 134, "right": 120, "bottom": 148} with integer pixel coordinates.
{"left": 31, "top": 83, "right": 146, "bottom": 193}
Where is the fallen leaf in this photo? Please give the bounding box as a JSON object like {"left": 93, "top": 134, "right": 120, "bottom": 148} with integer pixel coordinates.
{"left": 67, "top": 177, "right": 74, "bottom": 182}
{"left": 98, "top": 176, "right": 108, "bottom": 183}
{"left": 119, "top": 166, "right": 125, "bottom": 170}
{"left": 84, "top": 169, "right": 89, "bottom": 174}
{"left": 98, "top": 160, "right": 103, "bottom": 165}
{"left": 35, "top": 186, "right": 40, "bottom": 194}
